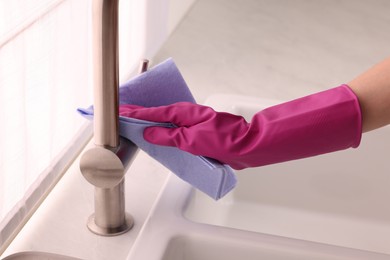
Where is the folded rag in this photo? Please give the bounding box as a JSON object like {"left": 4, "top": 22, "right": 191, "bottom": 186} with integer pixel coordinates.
{"left": 78, "top": 58, "right": 236, "bottom": 200}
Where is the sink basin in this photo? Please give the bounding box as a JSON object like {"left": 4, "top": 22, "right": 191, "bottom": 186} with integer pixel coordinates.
{"left": 162, "top": 233, "right": 385, "bottom": 260}
{"left": 2, "top": 252, "right": 83, "bottom": 260}
{"left": 127, "top": 174, "right": 390, "bottom": 260}
{"left": 185, "top": 94, "right": 390, "bottom": 254}
{"left": 126, "top": 94, "right": 390, "bottom": 260}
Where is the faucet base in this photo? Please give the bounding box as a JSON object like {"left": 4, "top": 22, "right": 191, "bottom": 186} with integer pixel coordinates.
{"left": 86, "top": 213, "right": 134, "bottom": 236}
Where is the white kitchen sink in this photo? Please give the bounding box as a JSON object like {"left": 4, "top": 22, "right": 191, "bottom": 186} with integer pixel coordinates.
{"left": 126, "top": 94, "right": 390, "bottom": 260}
{"left": 185, "top": 94, "right": 390, "bottom": 255}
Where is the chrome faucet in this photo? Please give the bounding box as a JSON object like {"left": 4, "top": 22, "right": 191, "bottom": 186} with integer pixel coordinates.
{"left": 79, "top": 0, "right": 147, "bottom": 236}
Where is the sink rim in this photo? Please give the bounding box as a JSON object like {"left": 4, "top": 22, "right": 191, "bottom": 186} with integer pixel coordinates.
{"left": 126, "top": 94, "right": 390, "bottom": 260}
{"left": 127, "top": 173, "right": 390, "bottom": 260}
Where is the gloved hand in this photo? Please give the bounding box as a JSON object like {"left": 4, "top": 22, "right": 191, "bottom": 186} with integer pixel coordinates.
{"left": 119, "top": 84, "right": 362, "bottom": 170}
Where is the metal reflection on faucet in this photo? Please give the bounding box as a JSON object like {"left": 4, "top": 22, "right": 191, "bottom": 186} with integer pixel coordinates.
{"left": 91, "top": 0, "right": 119, "bottom": 149}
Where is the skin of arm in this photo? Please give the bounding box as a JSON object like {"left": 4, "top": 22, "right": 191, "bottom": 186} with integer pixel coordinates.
{"left": 348, "top": 57, "right": 390, "bottom": 133}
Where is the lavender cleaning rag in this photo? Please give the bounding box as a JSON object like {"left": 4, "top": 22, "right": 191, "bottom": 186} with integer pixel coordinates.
{"left": 77, "top": 58, "right": 236, "bottom": 200}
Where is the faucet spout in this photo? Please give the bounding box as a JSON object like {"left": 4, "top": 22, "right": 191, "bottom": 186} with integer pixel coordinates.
{"left": 91, "top": 0, "right": 119, "bottom": 149}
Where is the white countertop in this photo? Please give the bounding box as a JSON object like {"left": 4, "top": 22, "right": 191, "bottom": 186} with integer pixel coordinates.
{"left": 1, "top": 143, "right": 170, "bottom": 260}
{"left": 153, "top": 0, "right": 390, "bottom": 103}
{"left": 2, "top": 0, "right": 390, "bottom": 259}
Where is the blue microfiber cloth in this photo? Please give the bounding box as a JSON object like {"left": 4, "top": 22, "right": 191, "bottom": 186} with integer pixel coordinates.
{"left": 77, "top": 58, "right": 236, "bottom": 200}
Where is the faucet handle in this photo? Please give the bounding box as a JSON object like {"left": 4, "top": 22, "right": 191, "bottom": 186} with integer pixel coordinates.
{"left": 80, "top": 147, "right": 125, "bottom": 189}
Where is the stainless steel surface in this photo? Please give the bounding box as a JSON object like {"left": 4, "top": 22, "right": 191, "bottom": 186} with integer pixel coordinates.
{"left": 88, "top": 182, "right": 134, "bottom": 236}
{"left": 80, "top": 136, "right": 138, "bottom": 189}
{"left": 80, "top": 147, "right": 124, "bottom": 189}
{"left": 79, "top": 0, "right": 145, "bottom": 236}
{"left": 2, "top": 251, "right": 83, "bottom": 260}
{"left": 80, "top": 137, "right": 138, "bottom": 236}
{"left": 92, "top": 0, "right": 119, "bottom": 148}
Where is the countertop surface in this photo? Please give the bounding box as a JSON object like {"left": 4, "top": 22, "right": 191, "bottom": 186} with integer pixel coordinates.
{"left": 153, "top": 0, "right": 390, "bottom": 104}
{"left": 2, "top": 146, "right": 170, "bottom": 260}
{"left": 2, "top": 0, "right": 390, "bottom": 259}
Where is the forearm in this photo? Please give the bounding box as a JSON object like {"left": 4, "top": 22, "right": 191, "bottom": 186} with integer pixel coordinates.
{"left": 348, "top": 57, "right": 390, "bottom": 133}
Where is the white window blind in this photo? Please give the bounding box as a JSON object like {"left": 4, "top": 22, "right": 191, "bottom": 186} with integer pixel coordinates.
{"left": 0, "top": 0, "right": 94, "bottom": 248}
{"left": 0, "top": 0, "right": 145, "bottom": 248}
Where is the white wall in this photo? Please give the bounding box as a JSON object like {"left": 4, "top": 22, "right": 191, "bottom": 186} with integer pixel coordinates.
{"left": 119, "top": 0, "right": 196, "bottom": 82}
{"left": 168, "top": 0, "right": 196, "bottom": 35}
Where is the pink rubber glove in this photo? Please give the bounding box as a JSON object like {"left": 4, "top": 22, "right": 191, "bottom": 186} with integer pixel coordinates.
{"left": 120, "top": 85, "right": 362, "bottom": 170}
